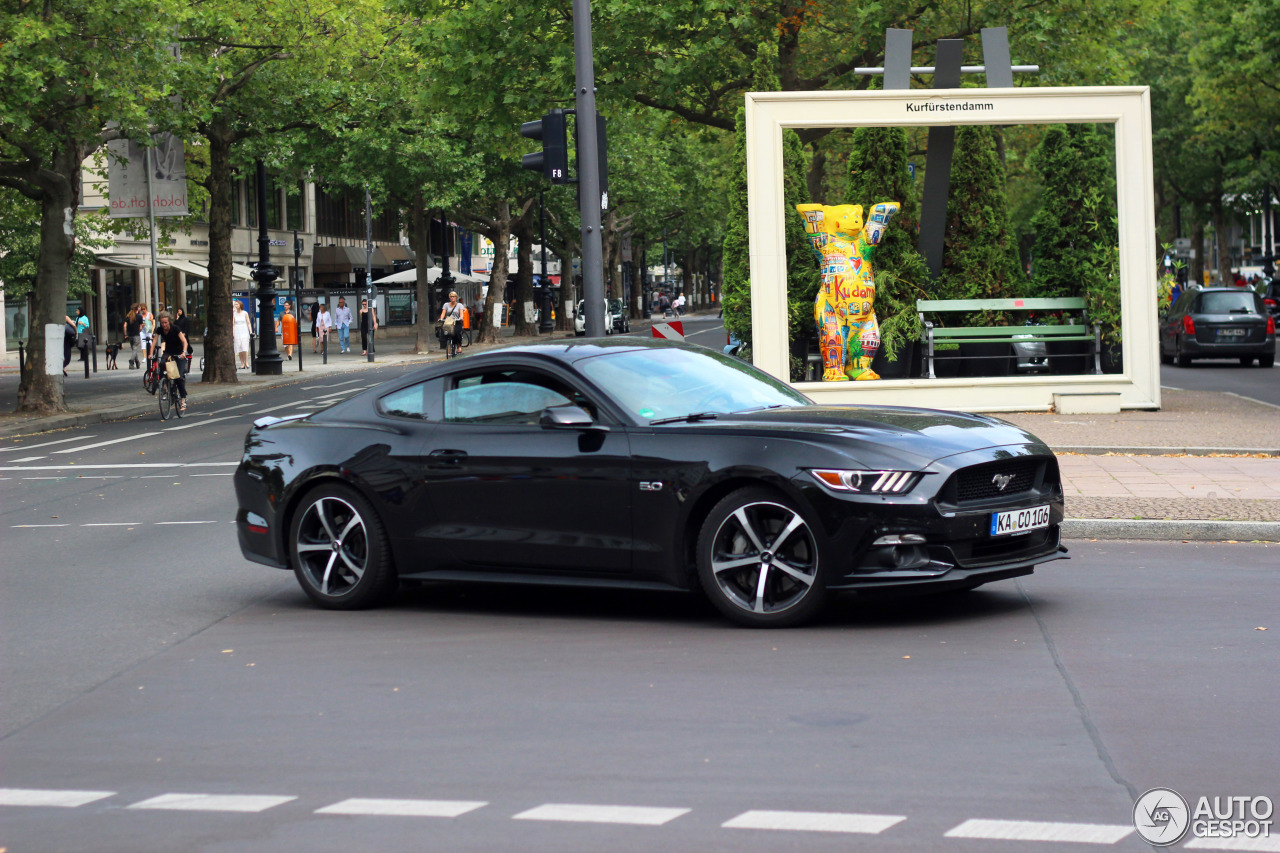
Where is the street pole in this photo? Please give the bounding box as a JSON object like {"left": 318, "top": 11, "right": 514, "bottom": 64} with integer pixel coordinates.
{"left": 572, "top": 0, "right": 605, "bottom": 338}
{"left": 437, "top": 211, "right": 455, "bottom": 348}
{"left": 144, "top": 146, "right": 160, "bottom": 313}
{"left": 253, "top": 161, "right": 282, "bottom": 375}
{"left": 365, "top": 186, "right": 375, "bottom": 362}
{"left": 1263, "top": 187, "right": 1275, "bottom": 280}
{"left": 538, "top": 192, "right": 553, "bottom": 334}
{"left": 293, "top": 232, "right": 303, "bottom": 371}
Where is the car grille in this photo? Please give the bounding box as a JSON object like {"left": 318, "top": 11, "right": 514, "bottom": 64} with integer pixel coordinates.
{"left": 948, "top": 528, "right": 1057, "bottom": 568}
{"left": 952, "top": 457, "right": 1044, "bottom": 503}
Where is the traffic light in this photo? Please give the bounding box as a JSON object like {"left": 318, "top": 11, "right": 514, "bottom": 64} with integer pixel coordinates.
{"left": 520, "top": 109, "right": 569, "bottom": 183}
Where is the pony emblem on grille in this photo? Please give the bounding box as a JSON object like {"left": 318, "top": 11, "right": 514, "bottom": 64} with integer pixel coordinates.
{"left": 992, "top": 473, "right": 1015, "bottom": 491}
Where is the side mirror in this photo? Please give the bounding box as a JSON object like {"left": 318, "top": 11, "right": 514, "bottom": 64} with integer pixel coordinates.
{"left": 540, "top": 404, "right": 597, "bottom": 430}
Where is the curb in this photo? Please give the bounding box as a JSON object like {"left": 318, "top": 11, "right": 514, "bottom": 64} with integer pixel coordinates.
{"left": 1055, "top": 445, "right": 1280, "bottom": 457}
{"left": 1062, "top": 518, "right": 1280, "bottom": 542}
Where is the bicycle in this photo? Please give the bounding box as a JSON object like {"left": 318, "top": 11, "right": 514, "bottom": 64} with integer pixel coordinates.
{"left": 142, "top": 351, "right": 162, "bottom": 395}
{"left": 459, "top": 327, "right": 472, "bottom": 348}
{"left": 156, "top": 354, "right": 192, "bottom": 420}
{"left": 436, "top": 322, "right": 461, "bottom": 359}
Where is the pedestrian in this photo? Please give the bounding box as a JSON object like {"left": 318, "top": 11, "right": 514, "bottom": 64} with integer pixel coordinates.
{"left": 277, "top": 301, "right": 298, "bottom": 360}
{"left": 123, "top": 304, "right": 144, "bottom": 369}
{"left": 659, "top": 293, "right": 671, "bottom": 317}
{"left": 12, "top": 307, "right": 26, "bottom": 340}
{"left": 232, "top": 300, "right": 252, "bottom": 369}
{"left": 139, "top": 304, "right": 155, "bottom": 368}
{"left": 359, "top": 297, "right": 377, "bottom": 355}
{"left": 333, "top": 297, "right": 352, "bottom": 353}
{"left": 316, "top": 302, "right": 332, "bottom": 352}
{"left": 673, "top": 293, "right": 686, "bottom": 317}
{"left": 61, "top": 314, "right": 76, "bottom": 376}
{"left": 152, "top": 311, "right": 189, "bottom": 413}
{"left": 309, "top": 301, "right": 320, "bottom": 353}
{"left": 73, "top": 307, "right": 92, "bottom": 364}
{"left": 174, "top": 306, "right": 192, "bottom": 356}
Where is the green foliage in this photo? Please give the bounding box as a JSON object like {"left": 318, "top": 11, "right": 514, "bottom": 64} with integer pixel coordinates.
{"left": 845, "top": 125, "right": 928, "bottom": 360}
{"left": 0, "top": 190, "right": 111, "bottom": 301}
{"left": 720, "top": 104, "right": 751, "bottom": 352}
{"left": 940, "top": 125, "right": 1024, "bottom": 327}
{"left": 1029, "top": 124, "right": 1117, "bottom": 300}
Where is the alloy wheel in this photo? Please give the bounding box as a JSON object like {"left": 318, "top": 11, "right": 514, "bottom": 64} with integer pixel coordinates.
{"left": 295, "top": 496, "right": 370, "bottom": 598}
{"left": 709, "top": 500, "right": 819, "bottom": 615}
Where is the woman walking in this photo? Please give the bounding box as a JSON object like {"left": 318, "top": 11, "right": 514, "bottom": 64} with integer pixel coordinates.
{"left": 276, "top": 301, "right": 298, "bottom": 360}
{"left": 138, "top": 304, "right": 155, "bottom": 369}
{"left": 232, "top": 300, "right": 252, "bottom": 369}
{"left": 122, "top": 304, "right": 143, "bottom": 369}
{"left": 174, "top": 306, "right": 192, "bottom": 356}
{"left": 359, "top": 297, "right": 377, "bottom": 356}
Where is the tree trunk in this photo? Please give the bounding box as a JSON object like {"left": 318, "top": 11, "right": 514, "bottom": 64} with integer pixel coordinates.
{"left": 476, "top": 202, "right": 511, "bottom": 344}
{"left": 1190, "top": 219, "right": 1206, "bottom": 286}
{"left": 806, "top": 146, "right": 826, "bottom": 203}
{"left": 201, "top": 122, "right": 239, "bottom": 383}
{"left": 410, "top": 193, "right": 433, "bottom": 353}
{"left": 513, "top": 216, "right": 536, "bottom": 335}
{"left": 1211, "top": 201, "right": 1234, "bottom": 285}
{"left": 15, "top": 143, "right": 80, "bottom": 414}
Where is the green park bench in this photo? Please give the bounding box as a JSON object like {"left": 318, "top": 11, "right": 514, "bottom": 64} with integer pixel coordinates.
{"left": 917, "top": 297, "right": 1102, "bottom": 379}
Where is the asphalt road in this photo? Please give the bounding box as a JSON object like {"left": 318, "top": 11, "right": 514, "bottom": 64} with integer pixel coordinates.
{"left": 1, "top": 349, "right": 1275, "bottom": 852}
{"left": 1160, "top": 360, "right": 1280, "bottom": 406}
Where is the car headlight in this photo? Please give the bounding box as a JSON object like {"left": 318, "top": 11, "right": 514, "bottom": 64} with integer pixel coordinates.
{"left": 810, "top": 468, "right": 921, "bottom": 495}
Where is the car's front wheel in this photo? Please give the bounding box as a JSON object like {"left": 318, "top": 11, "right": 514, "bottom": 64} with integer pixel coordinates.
{"left": 696, "top": 487, "right": 827, "bottom": 628}
{"left": 289, "top": 484, "right": 397, "bottom": 609}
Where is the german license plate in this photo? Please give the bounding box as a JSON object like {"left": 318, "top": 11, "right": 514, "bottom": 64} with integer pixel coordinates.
{"left": 1217, "top": 328, "right": 1246, "bottom": 337}
{"left": 990, "top": 505, "right": 1050, "bottom": 536}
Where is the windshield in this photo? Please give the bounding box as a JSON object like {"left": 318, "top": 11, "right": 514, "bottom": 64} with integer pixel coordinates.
{"left": 579, "top": 347, "right": 811, "bottom": 423}
{"left": 1198, "top": 291, "right": 1260, "bottom": 314}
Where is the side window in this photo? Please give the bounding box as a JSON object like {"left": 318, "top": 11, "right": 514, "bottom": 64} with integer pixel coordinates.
{"left": 444, "top": 370, "right": 585, "bottom": 425}
{"left": 377, "top": 377, "right": 444, "bottom": 420}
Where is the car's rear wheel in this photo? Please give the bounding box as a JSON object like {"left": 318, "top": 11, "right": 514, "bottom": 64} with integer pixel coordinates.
{"left": 1176, "top": 339, "right": 1193, "bottom": 367}
{"left": 1240, "top": 355, "right": 1255, "bottom": 366}
{"left": 290, "top": 484, "right": 396, "bottom": 609}
{"left": 696, "top": 487, "right": 826, "bottom": 628}
{"left": 1261, "top": 352, "right": 1275, "bottom": 368}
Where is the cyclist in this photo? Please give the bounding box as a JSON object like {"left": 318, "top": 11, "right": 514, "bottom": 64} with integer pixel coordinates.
{"left": 150, "top": 311, "right": 189, "bottom": 413}
{"left": 438, "top": 290, "right": 464, "bottom": 355}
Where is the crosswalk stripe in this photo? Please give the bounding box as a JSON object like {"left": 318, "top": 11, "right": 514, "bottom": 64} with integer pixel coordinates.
{"left": 513, "top": 803, "right": 690, "bottom": 826}
{"left": 945, "top": 819, "right": 1134, "bottom": 844}
{"left": 127, "top": 793, "right": 297, "bottom": 813}
{"left": 0, "top": 436, "right": 97, "bottom": 453}
{"left": 0, "top": 788, "right": 115, "bottom": 807}
{"left": 316, "top": 798, "right": 488, "bottom": 817}
{"left": 51, "top": 433, "right": 160, "bottom": 454}
{"left": 723, "top": 810, "right": 906, "bottom": 834}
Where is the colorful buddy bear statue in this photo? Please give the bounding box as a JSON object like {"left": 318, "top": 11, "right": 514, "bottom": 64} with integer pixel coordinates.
{"left": 796, "top": 201, "right": 901, "bottom": 381}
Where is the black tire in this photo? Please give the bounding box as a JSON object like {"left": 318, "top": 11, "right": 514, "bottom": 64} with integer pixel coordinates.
{"left": 1159, "top": 343, "right": 1173, "bottom": 366}
{"left": 1261, "top": 352, "right": 1276, "bottom": 368}
{"left": 144, "top": 363, "right": 158, "bottom": 395}
{"left": 173, "top": 385, "right": 184, "bottom": 419}
{"left": 695, "top": 486, "right": 827, "bottom": 628}
{"left": 1176, "top": 339, "right": 1193, "bottom": 367}
{"left": 1240, "top": 355, "right": 1254, "bottom": 367}
{"left": 460, "top": 328, "right": 471, "bottom": 348}
{"left": 289, "top": 484, "right": 397, "bottom": 610}
{"left": 158, "top": 378, "right": 173, "bottom": 420}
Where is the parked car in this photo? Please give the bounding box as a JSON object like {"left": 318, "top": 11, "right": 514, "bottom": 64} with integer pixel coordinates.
{"left": 607, "top": 299, "right": 630, "bottom": 333}
{"left": 1262, "top": 279, "right": 1280, "bottom": 316}
{"left": 235, "top": 338, "right": 1067, "bottom": 628}
{"left": 1159, "top": 287, "right": 1276, "bottom": 367}
{"left": 574, "top": 300, "right": 612, "bottom": 336}
{"left": 1012, "top": 317, "right": 1050, "bottom": 374}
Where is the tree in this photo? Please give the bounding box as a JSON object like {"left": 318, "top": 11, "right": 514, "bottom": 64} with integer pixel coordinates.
{"left": 940, "top": 124, "right": 1022, "bottom": 304}
{"left": 0, "top": 0, "right": 176, "bottom": 412}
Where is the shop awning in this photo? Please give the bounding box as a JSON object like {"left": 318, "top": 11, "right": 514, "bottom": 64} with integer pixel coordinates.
{"left": 95, "top": 255, "right": 150, "bottom": 268}
{"left": 161, "top": 259, "right": 210, "bottom": 278}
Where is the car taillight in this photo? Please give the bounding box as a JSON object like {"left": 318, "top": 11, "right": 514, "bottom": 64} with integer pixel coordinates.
{"left": 1268, "top": 315, "right": 1276, "bottom": 335}
{"left": 1182, "top": 315, "right": 1196, "bottom": 334}
{"left": 1266, "top": 298, "right": 1278, "bottom": 309}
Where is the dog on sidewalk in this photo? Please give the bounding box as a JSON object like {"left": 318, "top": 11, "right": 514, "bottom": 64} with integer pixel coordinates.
{"left": 104, "top": 343, "right": 120, "bottom": 370}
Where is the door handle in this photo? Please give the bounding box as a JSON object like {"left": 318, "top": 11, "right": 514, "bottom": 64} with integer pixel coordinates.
{"left": 428, "top": 448, "right": 467, "bottom": 464}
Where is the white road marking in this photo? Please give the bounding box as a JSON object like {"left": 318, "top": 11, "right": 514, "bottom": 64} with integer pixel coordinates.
{"left": 304, "top": 378, "right": 363, "bottom": 390}
{"left": 0, "top": 436, "right": 97, "bottom": 452}
{"left": 82, "top": 522, "right": 144, "bottom": 527}
{"left": 316, "top": 798, "right": 487, "bottom": 817}
{"left": 11, "top": 524, "right": 70, "bottom": 528}
{"left": 722, "top": 810, "right": 906, "bottom": 834}
{"left": 513, "top": 803, "right": 690, "bottom": 826}
{"left": 944, "top": 819, "right": 1134, "bottom": 844}
{"left": 251, "top": 402, "right": 306, "bottom": 415}
{"left": 155, "top": 520, "right": 220, "bottom": 525}
{"left": 127, "top": 793, "right": 297, "bottom": 813}
{"left": 207, "top": 403, "right": 253, "bottom": 414}
{"left": 315, "top": 387, "right": 361, "bottom": 399}
{"left": 0, "top": 462, "right": 238, "bottom": 471}
{"left": 51, "top": 433, "right": 160, "bottom": 454}
{"left": 0, "top": 788, "right": 115, "bottom": 807}
{"left": 165, "top": 416, "right": 238, "bottom": 431}
{"left": 71, "top": 476, "right": 123, "bottom": 479}
{"left": 11, "top": 456, "right": 47, "bottom": 463}
{"left": 1186, "top": 836, "right": 1280, "bottom": 851}
{"left": 20, "top": 477, "right": 69, "bottom": 480}
{"left": 190, "top": 473, "right": 234, "bottom": 477}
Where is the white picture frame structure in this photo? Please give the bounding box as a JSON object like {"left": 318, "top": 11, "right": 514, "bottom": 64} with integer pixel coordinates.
{"left": 745, "top": 86, "right": 1158, "bottom": 412}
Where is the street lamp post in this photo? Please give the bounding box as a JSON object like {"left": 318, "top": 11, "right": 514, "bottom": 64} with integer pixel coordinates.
{"left": 365, "top": 186, "right": 375, "bottom": 362}
{"left": 538, "top": 192, "right": 553, "bottom": 334}
{"left": 1263, "top": 187, "right": 1275, "bottom": 280}
{"left": 253, "top": 161, "right": 283, "bottom": 376}
{"left": 437, "top": 211, "right": 455, "bottom": 345}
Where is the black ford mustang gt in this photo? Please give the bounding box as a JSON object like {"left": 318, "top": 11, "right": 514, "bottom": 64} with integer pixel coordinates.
{"left": 235, "top": 338, "right": 1066, "bottom": 627}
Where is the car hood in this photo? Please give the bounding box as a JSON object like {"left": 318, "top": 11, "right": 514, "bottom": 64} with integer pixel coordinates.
{"left": 683, "top": 405, "right": 1048, "bottom": 467}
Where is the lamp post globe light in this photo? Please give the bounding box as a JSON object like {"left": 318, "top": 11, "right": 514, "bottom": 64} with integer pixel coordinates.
{"left": 253, "top": 160, "right": 283, "bottom": 376}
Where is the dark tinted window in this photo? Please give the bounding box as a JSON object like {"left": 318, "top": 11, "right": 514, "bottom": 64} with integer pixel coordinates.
{"left": 378, "top": 377, "right": 444, "bottom": 420}
{"left": 1198, "top": 291, "right": 1260, "bottom": 314}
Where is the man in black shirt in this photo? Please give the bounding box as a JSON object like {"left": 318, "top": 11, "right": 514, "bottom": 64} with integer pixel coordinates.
{"left": 149, "top": 311, "right": 189, "bottom": 412}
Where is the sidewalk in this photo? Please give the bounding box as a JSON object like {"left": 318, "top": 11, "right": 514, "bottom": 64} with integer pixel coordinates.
{"left": 3, "top": 318, "right": 1277, "bottom": 540}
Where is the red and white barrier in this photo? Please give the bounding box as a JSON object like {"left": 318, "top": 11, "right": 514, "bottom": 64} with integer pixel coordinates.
{"left": 651, "top": 320, "right": 685, "bottom": 341}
